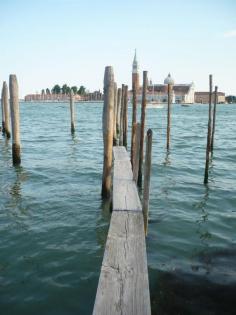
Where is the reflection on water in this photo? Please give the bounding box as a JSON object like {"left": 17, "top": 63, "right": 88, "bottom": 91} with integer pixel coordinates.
{"left": 150, "top": 268, "right": 236, "bottom": 315}
{"left": 7, "top": 166, "right": 30, "bottom": 231}
{"left": 163, "top": 150, "right": 171, "bottom": 166}
{"left": 10, "top": 167, "right": 23, "bottom": 201}
{"left": 95, "top": 199, "right": 111, "bottom": 250}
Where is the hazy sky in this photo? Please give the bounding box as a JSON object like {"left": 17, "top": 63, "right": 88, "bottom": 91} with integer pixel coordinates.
{"left": 0, "top": 0, "right": 235, "bottom": 97}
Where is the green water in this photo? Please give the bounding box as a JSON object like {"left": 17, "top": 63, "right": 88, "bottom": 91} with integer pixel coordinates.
{"left": 0, "top": 102, "right": 235, "bottom": 314}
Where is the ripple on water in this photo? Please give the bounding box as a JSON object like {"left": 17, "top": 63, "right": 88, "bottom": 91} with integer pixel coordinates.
{"left": 0, "top": 103, "right": 236, "bottom": 314}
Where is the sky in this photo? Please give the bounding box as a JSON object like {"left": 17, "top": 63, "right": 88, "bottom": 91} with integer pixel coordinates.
{"left": 0, "top": 0, "right": 235, "bottom": 98}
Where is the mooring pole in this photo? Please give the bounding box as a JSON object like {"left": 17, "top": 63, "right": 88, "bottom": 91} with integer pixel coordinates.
{"left": 123, "top": 85, "right": 128, "bottom": 149}
{"left": 131, "top": 75, "right": 137, "bottom": 169}
{"left": 2, "top": 81, "right": 11, "bottom": 138}
{"left": 101, "top": 66, "right": 114, "bottom": 198}
{"left": 119, "top": 84, "right": 125, "bottom": 146}
{"left": 167, "top": 83, "right": 171, "bottom": 150}
{"left": 133, "top": 122, "right": 141, "bottom": 184}
{"left": 138, "top": 71, "right": 148, "bottom": 188}
{"left": 204, "top": 74, "right": 213, "bottom": 184}
{"left": 116, "top": 87, "right": 121, "bottom": 145}
{"left": 70, "top": 90, "right": 75, "bottom": 134}
{"left": 143, "top": 129, "right": 152, "bottom": 236}
{"left": 9, "top": 75, "right": 21, "bottom": 165}
{"left": 1, "top": 85, "right": 5, "bottom": 134}
{"left": 211, "top": 86, "right": 218, "bottom": 154}
{"left": 113, "top": 82, "right": 117, "bottom": 145}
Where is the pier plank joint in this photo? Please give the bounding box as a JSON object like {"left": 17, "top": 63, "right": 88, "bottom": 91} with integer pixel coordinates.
{"left": 93, "top": 146, "right": 151, "bottom": 315}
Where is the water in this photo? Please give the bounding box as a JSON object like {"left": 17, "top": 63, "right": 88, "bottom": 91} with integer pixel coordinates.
{"left": 0, "top": 102, "right": 235, "bottom": 314}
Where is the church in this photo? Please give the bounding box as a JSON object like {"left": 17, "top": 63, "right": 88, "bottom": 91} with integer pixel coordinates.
{"left": 131, "top": 51, "right": 195, "bottom": 104}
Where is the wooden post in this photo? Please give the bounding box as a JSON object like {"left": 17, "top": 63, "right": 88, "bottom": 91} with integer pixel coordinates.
{"left": 119, "top": 84, "right": 125, "bottom": 146}
{"left": 133, "top": 122, "right": 141, "bottom": 184}
{"left": 211, "top": 86, "right": 218, "bottom": 153}
{"left": 123, "top": 85, "right": 128, "bottom": 149}
{"left": 166, "top": 83, "right": 171, "bottom": 150}
{"left": 138, "top": 71, "right": 148, "bottom": 188}
{"left": 9, "top": 75, "right": 21, "bottom": 165}
{"left": 70, "top": 90, "right": 75, "bottom": 133}
{"left": 2, "top": 82, "right": 11, "bottom": 138}
{"left": 116, "top": 88, "right": 122, "bottom": 145}
{"left": 204, "top": 74, "right": 213, "bottom": 184}
{"left": 101, "top": 66, "right": 114, "bottom": 198}
{"left": 143, "top": 129, "right": 152, "bottom": 236}
{"left": 1, "top": 85, "right": 5, "bottom": 133}
{"left": 113, "top": 82, "right": 117, "bottom": 145}
{"left": 131, "top": 76, "right": 137, "bottom": 169}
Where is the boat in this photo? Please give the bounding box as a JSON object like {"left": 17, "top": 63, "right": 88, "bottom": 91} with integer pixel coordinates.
{"left": 147, "top": 102, "right": 164, "bottom": 109}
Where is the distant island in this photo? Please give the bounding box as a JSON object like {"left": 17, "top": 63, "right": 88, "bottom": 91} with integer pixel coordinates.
{"left": 25, "top": 84, "right": 103, "bottom": 102}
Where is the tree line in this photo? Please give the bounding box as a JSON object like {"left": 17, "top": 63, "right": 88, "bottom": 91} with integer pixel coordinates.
{"left": 41, "top": 84, "right": 86, "bottom": 96}
{"left": 226, "top": 95, "right": 236, "bottom": 103}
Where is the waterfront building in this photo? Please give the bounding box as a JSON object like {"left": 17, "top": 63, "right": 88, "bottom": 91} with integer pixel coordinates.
{"left": 146, "top": 77, "right": 195, "bottom": 104}
{"left": 194, "top": 91, "right": 225, "bottom": 104}
{"left": 131, "top": 53, "right": 195, "bottom": 104}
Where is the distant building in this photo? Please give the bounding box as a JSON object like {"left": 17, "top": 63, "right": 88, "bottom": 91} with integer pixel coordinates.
{"left": 131, "top": 52, "right": 195, "bottom": 104}
{"left": 24, "top": 90, "right": 103, "bottom": 102}
{"left": 146, "top": 79, "right": 195, "bottom": 104}
{"left": 24, "top": 93, "right": 82, "bottom": 102}
{"left": 194, "top": 92, "right": 225, "bottom": 104}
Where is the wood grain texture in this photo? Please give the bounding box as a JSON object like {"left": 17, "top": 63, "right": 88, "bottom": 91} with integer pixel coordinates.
{"left": 113, "top": 146, "right": 130, "bottom": 161}
{"left": 2, "top": 82, "right": 10, "bottom": 138}
{"left": 123, "top": 85, "right": 128, "bottom": 148}
{"left": 116, "top": 88, "right": 122, "bottom": 145}
{"left": 113, "top": 179, "right": 142, "bottom": 212}
{"left": 9, "top": 74, "right": 21, "bottom": 165}
{"left": 114, "top": 160, "right": 133, "bottom": 180}
{"left": 138, "top": 71, "right": 148, "bottom": 187}
{"left": 93, "top": 211, "right": 151, "bottom": 315}
{"left": 143, "top": 129, "right": 153, "bottom": 235}
{"left": 102, "top": 66, "right": 114, "bottom": 198}
{"left": 132, "top": 123, "right": 141, "bottom": 184}
{"left": 113, "top": 82, "right": 117, "bottom": 144}
{"left": 119, "top": 85, "right": 125, "bottom": 146}
{"left": 93, "top": 145, "right": 151, "bottom": 315}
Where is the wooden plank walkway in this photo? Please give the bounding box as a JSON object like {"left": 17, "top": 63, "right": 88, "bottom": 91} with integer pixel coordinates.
{"left": 93, "top": 146, "right": 151, "bottom": 315}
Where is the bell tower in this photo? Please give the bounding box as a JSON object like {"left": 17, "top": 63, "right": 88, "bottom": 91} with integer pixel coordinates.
{"left": 132, "top": 49, "right": 139, "bottom": 91}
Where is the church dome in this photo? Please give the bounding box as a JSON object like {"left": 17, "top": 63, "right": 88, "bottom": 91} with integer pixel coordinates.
{"left": 164, "top": 73, "right": 174, "bottom": 85}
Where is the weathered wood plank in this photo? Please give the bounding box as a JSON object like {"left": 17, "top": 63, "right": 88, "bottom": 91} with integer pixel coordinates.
{"left": 93, "top": 211, "right": 151, "bottom": 315}
{"left": 113, "top": 146, "right": 130, "bottom": 161}
{"left": 113, "top": 179, "right": 142, "bottom": 211}
{"left": 114, "top": 160, "right": 133, "bottom": 180}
